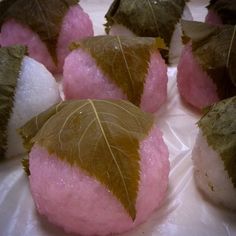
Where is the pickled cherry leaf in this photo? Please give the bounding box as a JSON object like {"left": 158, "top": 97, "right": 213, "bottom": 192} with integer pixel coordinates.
{"left": 181, "top": 20, "right": 236, "bottom": 99}
{"left": 71, "top": 35, "right": 167, "bottom": 106}
{"left": 198, "top": 96, "right": 236, "bottom": 188}
{"left": 0, "top": 0, "right": 79, "bottom": 64}
{"left": 105, "top": 0, "right": 188, "bottom": 52}
{"left": 22, "top": 157, "right": 30, "bottom": 175}
{"left": 19, "top": 99, "right": 154, "bottom": 220}
{"left": 207, "top": 0, "right": 236, "bottom": 25}
{"left": 0, "top": 45, "right": 26, "bottom": 159}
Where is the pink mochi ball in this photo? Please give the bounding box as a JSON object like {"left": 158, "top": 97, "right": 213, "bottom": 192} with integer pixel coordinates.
{"left": 177, "top": 43, "right": 219, "bottom": 110}
{"left": 29, "top": 125, "right": 170, "bottom": 236}
{"left": 63, "top": 49, "right": 168, "bottom": 113}
{"left": 0, "top": 5, "right": 93, "bottom": 74}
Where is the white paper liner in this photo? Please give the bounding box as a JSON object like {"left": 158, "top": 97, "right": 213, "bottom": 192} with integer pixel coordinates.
{"left": 0, "top": 0, "right": 235, "bottom": 235}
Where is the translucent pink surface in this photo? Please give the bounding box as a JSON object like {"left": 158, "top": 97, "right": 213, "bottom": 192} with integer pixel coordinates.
{"left": 0, "top": 5, "right": 93, "bottom": 74}
{"left": 0, "top": 19, "right": 56, "bottom": 72}
{"left": 29, "top": 126, "right": 169, "bottom": 236}
{"left": 177, "top": 44, "right": 219, "bottom": 110}
{"left": 63, "top": 49, "right": 126, "bottom": 100}
{"left": 56, "top": 5, "right": 94, "bottom": 73}
{"left": 140, "top": 52, "right": 167, "bottom": 113}
{"left": 205, "top": 10, "right": 222, "bottom": 25}
{"left": 63, "top": 49, "right": 167, "bottom": 113}
{"left": 1, "top": 1, "right": 236, "bottom": 235}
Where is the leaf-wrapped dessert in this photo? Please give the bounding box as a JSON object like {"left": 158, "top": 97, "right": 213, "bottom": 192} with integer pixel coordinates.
{"left": 177, "top": 20, "right": 236, "bottom": 110}
{"left": 104, "top": 0, "right": 193, "bottom": 64}
{"left": 192, "top": 96, "right": 236, "bottom": 210}
{"left": 63, "top": 35, "right": 168, "bottom": 113}
{"left": 0, "top": 0, "right": 93, "bottom": 74}
{"left": 20, "top": 99, "right": 170, "bottom": 235}
{"left": 0, "top": 46, "right": 60, "bottom": 159}
{"left": 205, "top": 0, "right": 236, "bottom": 25}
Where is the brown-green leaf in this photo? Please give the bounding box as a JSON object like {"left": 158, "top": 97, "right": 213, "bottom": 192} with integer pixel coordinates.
{"left": 105, "top": 0, "right": 187, "bottom": 55}
{"left": 71, "top": 35, "right": 167, "bottom": 106}
{"left": 0, "top": 45, "right": 27, "bottom": 159}
{"left": 0, "top": 0, "right": 79, "bottom": 64}
{"left": 207, "top": 0, "right": 236, "bottom": 25}
{"left": 181, "top": 20, "right": 236, "bottom": 99}
{"left": 19, "top": 99, "right": 154, "bottom": 220}
{"left": 198, "top": 96, "right": 236, "bottom": 188}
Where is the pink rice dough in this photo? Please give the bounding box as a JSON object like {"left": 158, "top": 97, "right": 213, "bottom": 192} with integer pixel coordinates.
{"left": 177, "top": 43, "right": 219, "bottom": 110}
{"left": 63, "top": 49, "right": 168, "bottom": 113}
{"left": 0, "top": 5, "right": 93, "bottom": 74}
{"left": 205, "top": 10, "right": 223, "bottom": 25}
{"left": 29, "top": 125, "right": 169, "bottom": 236}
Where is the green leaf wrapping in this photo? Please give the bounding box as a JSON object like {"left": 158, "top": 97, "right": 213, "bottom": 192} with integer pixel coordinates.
{"left": 0, "top": 46, "right": 27, "bottom": 159}
{"left": 19, "top": 99, "right": 154, "bottom": 220}
{"left": 181, "top": 20, "right": 236, "bottom": 99}
{"left": 105, "top": 0, "right": 187, "bottom": 49}
{"left": 71, "top": 35, "right": 167, "bottom": 106}
{"left": 207, "top": 0, "right": 236, "bottom": 25}
{"left": 198, "top": 96, "right": 236, "bottom": 188}
{"left": 0, "top": 0, "right": 79, "bottom": 64}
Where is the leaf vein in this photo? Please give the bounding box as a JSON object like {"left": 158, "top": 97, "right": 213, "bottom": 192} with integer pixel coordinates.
{"left": 88, "top": 99, "right": 132, "bottom": 209}
{"left": 110, "top": 145, "right": 131, "bottom": 160}
{"left": 146, "top": 0, "right": 160, "bottom": 35}
{"left": 34, "top": 0, "right": 51, "bottom": 38}
{"left": 58, "top": 102, "right": 89, "bottom": 149}
{"left": 226, "top": 25, "right": 236, "bottom": 67}
{"left": 77, "top": 117, "right": 97, "bottom": 160}
{"left": 101, "top": 100, "right": 141, "bottom": 125}
{"left": 116, "top": 36, "right": 135, "bottom": 95}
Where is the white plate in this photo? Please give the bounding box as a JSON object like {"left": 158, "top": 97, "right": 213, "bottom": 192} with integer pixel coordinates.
{"left": 1, "top": 1, "right": 236, "bottom": 235}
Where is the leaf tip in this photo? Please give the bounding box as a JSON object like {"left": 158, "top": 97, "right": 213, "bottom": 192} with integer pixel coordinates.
{"left": 155, "top": 37, "right": 168, "bottom": 50}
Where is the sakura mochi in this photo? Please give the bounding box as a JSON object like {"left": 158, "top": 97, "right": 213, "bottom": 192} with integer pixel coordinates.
{"left": 20, "top": 99, "right": 170, "bottom": 236}
{"left": 0, "top": 46, "right": 60, "bottom": 159}
{"left": 0, "top": 0, "right": 93, "bottom": 74}
{"left": 177, "top": 21, "right": 236, "bottom": 110}
{"left": 63, "top": 35, "right": 168, "bottom": 113}
{"left": 192, "top": 96, "right": 236, "bottom": 210}
{"left": 205, "top": 0, "right": 236, "bottom": 25}
{"left": 105, "top": 0, "right": 193, "bottom": 64}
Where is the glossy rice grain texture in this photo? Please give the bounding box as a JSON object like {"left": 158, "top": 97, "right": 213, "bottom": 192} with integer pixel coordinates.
{"left": 29, "top": 125, "right": 170, "bottom": 235}
{"left": 63, "top": 49, "right": 167, "bottom": 113}
{"left": 192, "top": 132, "right": 236, "bottom": 210}
{"left": 177, "top": 43, "right": 219, "bottom": 110}
{"left": 6, "top": 56, "right": 60, "bottom": 158}
{"left": 0, "top": 5, "right": 93, "bottom": 74}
